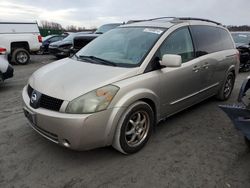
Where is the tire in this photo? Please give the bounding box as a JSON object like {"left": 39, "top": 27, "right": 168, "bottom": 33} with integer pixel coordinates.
{"left": 112, "top": 101, "right": 154, "bottom": 154}
{"left": 245, "top": 137, "right": 250, "bottom": 149}
{"left": 55, "top": 55, "right": 65, "bottom": 59}
{"left": 12, "top": 48, "right": 30, "bottom": 65}
{"left": 216, "top": 72, "right": 235, "bottom": 101}
{"left": 36, "top": 49, "right": 44, "bottom": 55}
{"left": 0, "top": 72, "right": 3, "bottom": 83}
{"left": 241, "top": 60, "right": 250, "bottom": 72}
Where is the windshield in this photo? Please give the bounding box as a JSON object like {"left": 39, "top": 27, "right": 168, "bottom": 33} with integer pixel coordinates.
{"left": 95, "top": 24, "right": 121, "bottom": 34}
{"left": 75, "top": 27, "right": 165, "bottom": 67}
{"left": 62, "top": 33, "right": 79, "bottom": 42}
{"left": 231, "top": 32, "right": 250, "bottom": 45}
{"left": 42, "top": 35, "right": 54, "bottom": 41}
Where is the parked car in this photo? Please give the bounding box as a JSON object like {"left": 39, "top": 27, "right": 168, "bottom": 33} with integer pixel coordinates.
{"left": 231, "top": 32, "right": 250, "bottom": 71}
{"left": 0, "top": 47, "right": 14, "bottom": 83}
{"left": 72, "top": 23, "right": 122, "bottom": 54}
{"left": 39, "top": 35, "right": 65, "bottom": 54}
{"left": 0, "top": 21, "right": 42, "bottom": 65}
{"left": 23, "top": 17, "right": 239, "bottom": 154}
{"left": 220, "top": 77, "right": 250, "bottom": 148}
{"left": 49, "top": 31, "right": 93, "bottom": 58}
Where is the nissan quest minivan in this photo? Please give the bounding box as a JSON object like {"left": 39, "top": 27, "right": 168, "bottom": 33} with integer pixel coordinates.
{"left": 22, "top": 17, "right": 239, "bottom": 154}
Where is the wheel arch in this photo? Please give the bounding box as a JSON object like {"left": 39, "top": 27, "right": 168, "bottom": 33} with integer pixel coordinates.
{"left": 11, "top": 42, "right": 30, "bottom": 53}
{"left": 220, "top": 65, "right": 236, "bottom": 88}
{"left": 105, "top": 89, "right": 160, "bottom": 146}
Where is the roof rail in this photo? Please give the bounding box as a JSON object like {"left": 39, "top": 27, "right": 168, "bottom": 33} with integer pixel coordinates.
{"left": 177, "top": 17, "right": 221, "bottom": 25}
{"left": 127, "top": 17, "right": 221, "bottom": 25}
{"left": 148, "top": 17, "right": 177, "bottom": 21}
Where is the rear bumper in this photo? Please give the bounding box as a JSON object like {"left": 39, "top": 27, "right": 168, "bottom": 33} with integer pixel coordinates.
{"left": 2, "top": 65, "right": 14, "bottom": 80}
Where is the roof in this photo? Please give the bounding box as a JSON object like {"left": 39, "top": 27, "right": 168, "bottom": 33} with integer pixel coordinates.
{"left": 0, "top": 20, "right": 37, "bottom": 24}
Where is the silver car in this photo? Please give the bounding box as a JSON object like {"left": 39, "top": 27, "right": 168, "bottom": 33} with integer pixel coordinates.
{"left": 0, "top": 47, "right": 13, "bottom": 83}
{"left": 23, "top": 17, "right": 239, "bottom": 154}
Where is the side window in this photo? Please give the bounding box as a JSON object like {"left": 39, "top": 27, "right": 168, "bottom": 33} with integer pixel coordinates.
{"left": 190, "top": 26, "right": 234, "bottom": 57}
{"left": 218, "top": 29, "right": 234, "bottom": 50}
{"left": 158, "top": 27, "right": 195, "bottom": 63}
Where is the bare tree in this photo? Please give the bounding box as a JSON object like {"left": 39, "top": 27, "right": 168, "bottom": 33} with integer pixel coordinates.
{"left": 65, "top": 25, "right": 86, "bottom": 32}
{"left": 228, "top": 25, "right": 250, "bottom": 31}
{"left": 40, "top": 20, "right": 63, "bottom": 30}
{"left": 39, "top": 20, "right": 94, "bottom": 32}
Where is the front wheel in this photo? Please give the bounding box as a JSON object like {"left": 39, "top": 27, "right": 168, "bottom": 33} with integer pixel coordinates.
{"left": 113, "top": 101, "right": 154, "bottom": 154}
{"left": 0, "top": 72, "right": 3, "bottom": 83}
{"left": 216, "top": 72, "right": 235, "bottom": 101}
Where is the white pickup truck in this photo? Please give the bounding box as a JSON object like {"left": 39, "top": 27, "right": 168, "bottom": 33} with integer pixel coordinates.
{"left": 0, "top": 21, "right": 42, "bottom": 65}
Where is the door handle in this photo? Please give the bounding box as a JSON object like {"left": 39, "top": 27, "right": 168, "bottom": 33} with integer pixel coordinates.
{"left": 202, "top": 62, "right": 209, "bottom": 69}
{"left": 193, "top": 65, "right": 200, "bottom": 72}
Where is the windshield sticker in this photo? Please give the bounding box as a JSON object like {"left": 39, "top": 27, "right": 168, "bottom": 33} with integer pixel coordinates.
{"left": 143, "top": 28, "right": 163, "bottom": 35}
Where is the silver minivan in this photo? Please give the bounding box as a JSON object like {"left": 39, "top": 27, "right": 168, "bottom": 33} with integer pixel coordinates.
{"left": 23, "top": 17, "right": 239, "bottom": 154}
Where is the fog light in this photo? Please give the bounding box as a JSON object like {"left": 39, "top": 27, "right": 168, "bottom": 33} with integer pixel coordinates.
{"left": 62, "top": 139, "right": 70, "bottom": 148}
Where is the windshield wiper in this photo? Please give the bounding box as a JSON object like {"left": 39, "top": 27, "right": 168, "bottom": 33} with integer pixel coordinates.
{"left": 78, "top": 55, "right": 117, "bottom": 66}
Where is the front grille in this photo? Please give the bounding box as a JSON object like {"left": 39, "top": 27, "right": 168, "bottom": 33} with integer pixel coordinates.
{"left": 40, "top": 94, "right": 63, "bottom": 111}
{"left": 27, "top": 85, "right": 33, "bottom": 98}
{"left": 27, "top": 85, "right": 63, "bottom": 112}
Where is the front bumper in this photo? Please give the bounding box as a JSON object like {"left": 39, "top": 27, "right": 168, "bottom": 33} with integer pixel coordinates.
{"left": 3, "top": 65, "right": 14, "bottom": 80}
{"left": 219, "top": 105, "right": 250, "bottom": 139}
{"left": 49, "top": 47, "right": 71, "bottom": 57}
{"left": 22, "top": 86, "right": 124, "bottom": 150}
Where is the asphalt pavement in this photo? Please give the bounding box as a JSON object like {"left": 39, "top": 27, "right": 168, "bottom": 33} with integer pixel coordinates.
{"left": 0, "top": 55, "right": 250, "bottom": 188}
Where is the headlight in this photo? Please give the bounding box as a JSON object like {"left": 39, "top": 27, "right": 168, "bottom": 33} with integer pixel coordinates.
{"left": 66, "top": 85, "right": 119, "bottom": 114}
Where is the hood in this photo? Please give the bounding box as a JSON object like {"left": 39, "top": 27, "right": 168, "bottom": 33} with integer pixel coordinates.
{"left": 49, "top": 40, "right": 72, "bottom": 47}
{"left": 236, "top": 43, "right": 250, "bottom": 48}
{"left": 75, "top": 33, "right": 100, "bottom": 39}
{"left": 29, "top": 58, "right": 140, "bottom": 101}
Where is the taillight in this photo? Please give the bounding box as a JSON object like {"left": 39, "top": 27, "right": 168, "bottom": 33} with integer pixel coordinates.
{"left": 38, "top": 35, "right": 42, "bottom": 43}
{"left": 0, "top": 47, "right": 6, "bottom": 55}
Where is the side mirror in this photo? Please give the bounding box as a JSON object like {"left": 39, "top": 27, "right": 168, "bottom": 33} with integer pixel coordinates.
{"left": 160, "top": 54, "right": 182, "bottom": 68}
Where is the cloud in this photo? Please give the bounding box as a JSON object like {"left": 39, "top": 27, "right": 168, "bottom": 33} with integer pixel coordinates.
{"left": 0, "top": 0, "right": 250, "bottom": 28}
{"left": 0, "top": 1, "right": 79, "bottom": 27}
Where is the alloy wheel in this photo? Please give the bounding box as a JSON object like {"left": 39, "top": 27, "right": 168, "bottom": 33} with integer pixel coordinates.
{"left": 125, "top": 111, "right": 150, "bottom": 148}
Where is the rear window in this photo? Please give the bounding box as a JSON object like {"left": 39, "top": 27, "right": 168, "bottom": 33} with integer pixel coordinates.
{"left": 190, "top": 25, "right": 234, "bottom": 57}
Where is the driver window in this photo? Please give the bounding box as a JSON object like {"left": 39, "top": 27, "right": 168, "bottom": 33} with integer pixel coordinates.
{"left": 158, "top": 27, "right": 194, "bottom": 63}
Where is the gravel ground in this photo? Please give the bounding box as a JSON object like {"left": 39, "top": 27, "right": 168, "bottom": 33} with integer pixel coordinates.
{"left": 0, "top": 55, "right": 250, "bottom": 188}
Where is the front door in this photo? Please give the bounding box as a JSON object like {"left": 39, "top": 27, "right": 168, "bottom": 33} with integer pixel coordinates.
{"left": 156, "top": 27, "right": 204, "bottom": 116}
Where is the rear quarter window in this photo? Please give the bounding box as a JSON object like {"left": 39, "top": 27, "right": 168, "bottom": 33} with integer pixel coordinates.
{"left": 190, "top": 25, "right": 234, "bottom": 57}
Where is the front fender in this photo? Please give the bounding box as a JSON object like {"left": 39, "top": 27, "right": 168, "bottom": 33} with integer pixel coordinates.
{"left": 104, "top": 88, "right": 160, "bottom": 146}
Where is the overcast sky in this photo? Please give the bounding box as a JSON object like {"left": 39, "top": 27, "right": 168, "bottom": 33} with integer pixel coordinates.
{"left": 0, "top": 0, "right": 249, "bottom": 28}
